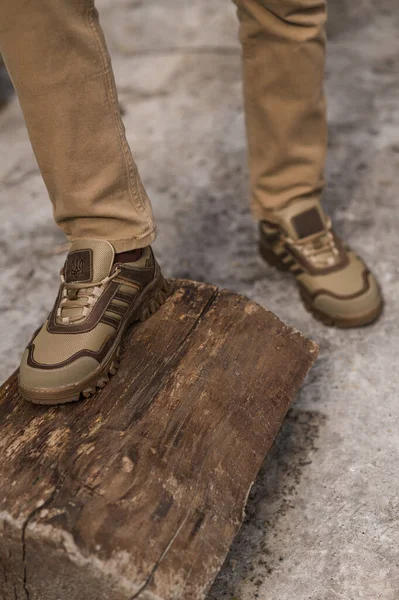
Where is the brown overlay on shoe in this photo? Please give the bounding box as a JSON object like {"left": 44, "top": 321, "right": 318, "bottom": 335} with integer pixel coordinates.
{"left": 19, "top": 239, "right": 170, "bottom": 405}
{"left": 26, "top": 336, "right": 115, "bottom": 371}
{"left": 259, "top": 199, "right": 383, "bottom": 328}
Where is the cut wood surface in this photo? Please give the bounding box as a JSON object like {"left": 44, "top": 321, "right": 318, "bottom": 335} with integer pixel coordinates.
{"left": 0, "top": 280, "right": 318, "bottom": 600}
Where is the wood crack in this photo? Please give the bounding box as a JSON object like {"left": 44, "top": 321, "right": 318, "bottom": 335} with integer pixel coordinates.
{"left": 129, "top": 511, "right": 190, "bottom": 600}
{"left": 124, "top": 289, "right": 221, "bottom": 597}
{"left": 121, "top": 287, "right": 220, "bottom": 429}
{"left": 162, "top": 287, "right": 220, "bottom": 368}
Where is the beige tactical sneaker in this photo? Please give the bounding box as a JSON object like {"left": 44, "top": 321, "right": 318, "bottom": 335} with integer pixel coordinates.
{"left": 19, "top": 240, "right": 170, "bottom": 405}
{"left": 259, "top": 199, "right": 383, "bottom": 328}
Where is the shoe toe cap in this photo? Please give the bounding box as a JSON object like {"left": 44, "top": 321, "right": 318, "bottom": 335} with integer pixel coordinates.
{"left": 19, "top": 349, "right": 99, "bottom": 392}
{"left": 312, "top": 270, "right": 383, "bottom": 326}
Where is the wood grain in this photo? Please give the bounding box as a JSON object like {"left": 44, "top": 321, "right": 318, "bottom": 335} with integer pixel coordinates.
{"left": 0, "top": 280, "right": 318, "bottom": 600}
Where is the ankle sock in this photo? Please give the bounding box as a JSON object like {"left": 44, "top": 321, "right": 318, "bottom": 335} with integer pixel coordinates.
{"left": 114, "top": 249, "right": 143, "bottom": 264}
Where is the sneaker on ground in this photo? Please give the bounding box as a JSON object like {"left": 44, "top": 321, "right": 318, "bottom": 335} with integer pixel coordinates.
{"left": 259, "top": 199, "right": 383, "bottom": 328}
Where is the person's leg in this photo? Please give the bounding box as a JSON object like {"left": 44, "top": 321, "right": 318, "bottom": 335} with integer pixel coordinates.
{"left": 0, "top": 0, "right": 170, "bottom": 404}
{"left": 235, "top": 0, "right": 327, "bottom": 215}
{"left": 235, "top": 0, "right": 383, "bottom": 327}
{"left": 0, "top": 0, "right": 154, "bottom": 251}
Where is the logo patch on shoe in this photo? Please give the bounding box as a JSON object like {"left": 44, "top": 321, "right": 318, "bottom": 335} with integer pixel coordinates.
{"left": 292, "top": 208, "right": 325, "bottom": 239}
{"left": 65, "top": 249, "right": 93, "bottom": 283}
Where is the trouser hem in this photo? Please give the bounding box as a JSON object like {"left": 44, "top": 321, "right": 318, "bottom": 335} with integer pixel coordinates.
{"left": 69, "top": 228, "right": 156, "bottom": 252}
{"left": 250, "top": 191, "right": 324, "bottom": 220}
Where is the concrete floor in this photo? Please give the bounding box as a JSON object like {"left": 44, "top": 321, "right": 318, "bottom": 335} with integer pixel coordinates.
{"left": 0, "top": 1, "right": 398, "bottom": 598}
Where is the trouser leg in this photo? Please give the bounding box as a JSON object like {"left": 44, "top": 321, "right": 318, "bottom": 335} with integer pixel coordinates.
{"left": 0, "top": 0, "right": 155, "bottom": 251}
{"left": 234, "top": 0, "right": 328, "bottom": 215}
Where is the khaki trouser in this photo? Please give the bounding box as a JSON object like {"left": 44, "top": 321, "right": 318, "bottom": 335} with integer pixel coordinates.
{"left": 0, "top": 0, "right": 327, "bottom": 251}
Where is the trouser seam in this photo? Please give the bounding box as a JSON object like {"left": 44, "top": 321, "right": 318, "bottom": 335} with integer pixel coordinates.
{"left": 86, "top": 1, "right": 152, "bottom": 227}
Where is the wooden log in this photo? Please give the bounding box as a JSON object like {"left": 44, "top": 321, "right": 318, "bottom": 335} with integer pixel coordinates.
{"left": 0, "top": 280, "right": 318, "bottom": 600}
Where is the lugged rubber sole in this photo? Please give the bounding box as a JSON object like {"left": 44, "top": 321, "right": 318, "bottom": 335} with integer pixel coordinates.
{"left": 19, "top": 275, "right": 172, "bottom": 406}
{"left": 298, "top": 288, "right": 384, "bottom": 328}
{"left": 259, "top": 240, "right": 384, "bottom": 329}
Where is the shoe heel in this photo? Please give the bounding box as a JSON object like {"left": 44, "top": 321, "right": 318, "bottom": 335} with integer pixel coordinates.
{"left": 139, "top": 277, "right": 172, "bottom": 322}
{"left": 259, "top": 241, "right": 290, "bottom": 272}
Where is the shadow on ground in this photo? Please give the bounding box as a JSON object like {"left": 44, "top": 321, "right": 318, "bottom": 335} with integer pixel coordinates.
{"left": 207, "top": 405, "right": 327, "bottom": 600}
{"left": 0, "top": 62, "right": 14, "bottom": 110}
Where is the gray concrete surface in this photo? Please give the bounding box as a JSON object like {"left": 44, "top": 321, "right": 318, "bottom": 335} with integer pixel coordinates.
{"left": 0, "top": 1, "right": 398, "bottom": 598}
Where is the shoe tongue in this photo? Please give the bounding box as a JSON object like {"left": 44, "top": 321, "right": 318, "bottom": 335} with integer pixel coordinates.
{"left": 64, "top": 239, "right": 115, "bottom": 284}
{"left": 274, "top": 201, "right": 338, "bottom": 269}
{"left": 277, "top": 201, "right": 327, "bottom": 240}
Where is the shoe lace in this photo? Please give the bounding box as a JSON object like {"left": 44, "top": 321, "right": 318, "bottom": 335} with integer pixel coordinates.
{"left": 57, "top": 267, "right": 121, "bottom": 324}
{"left": 288, "top": 218, "right": 340, "bottom": 267}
